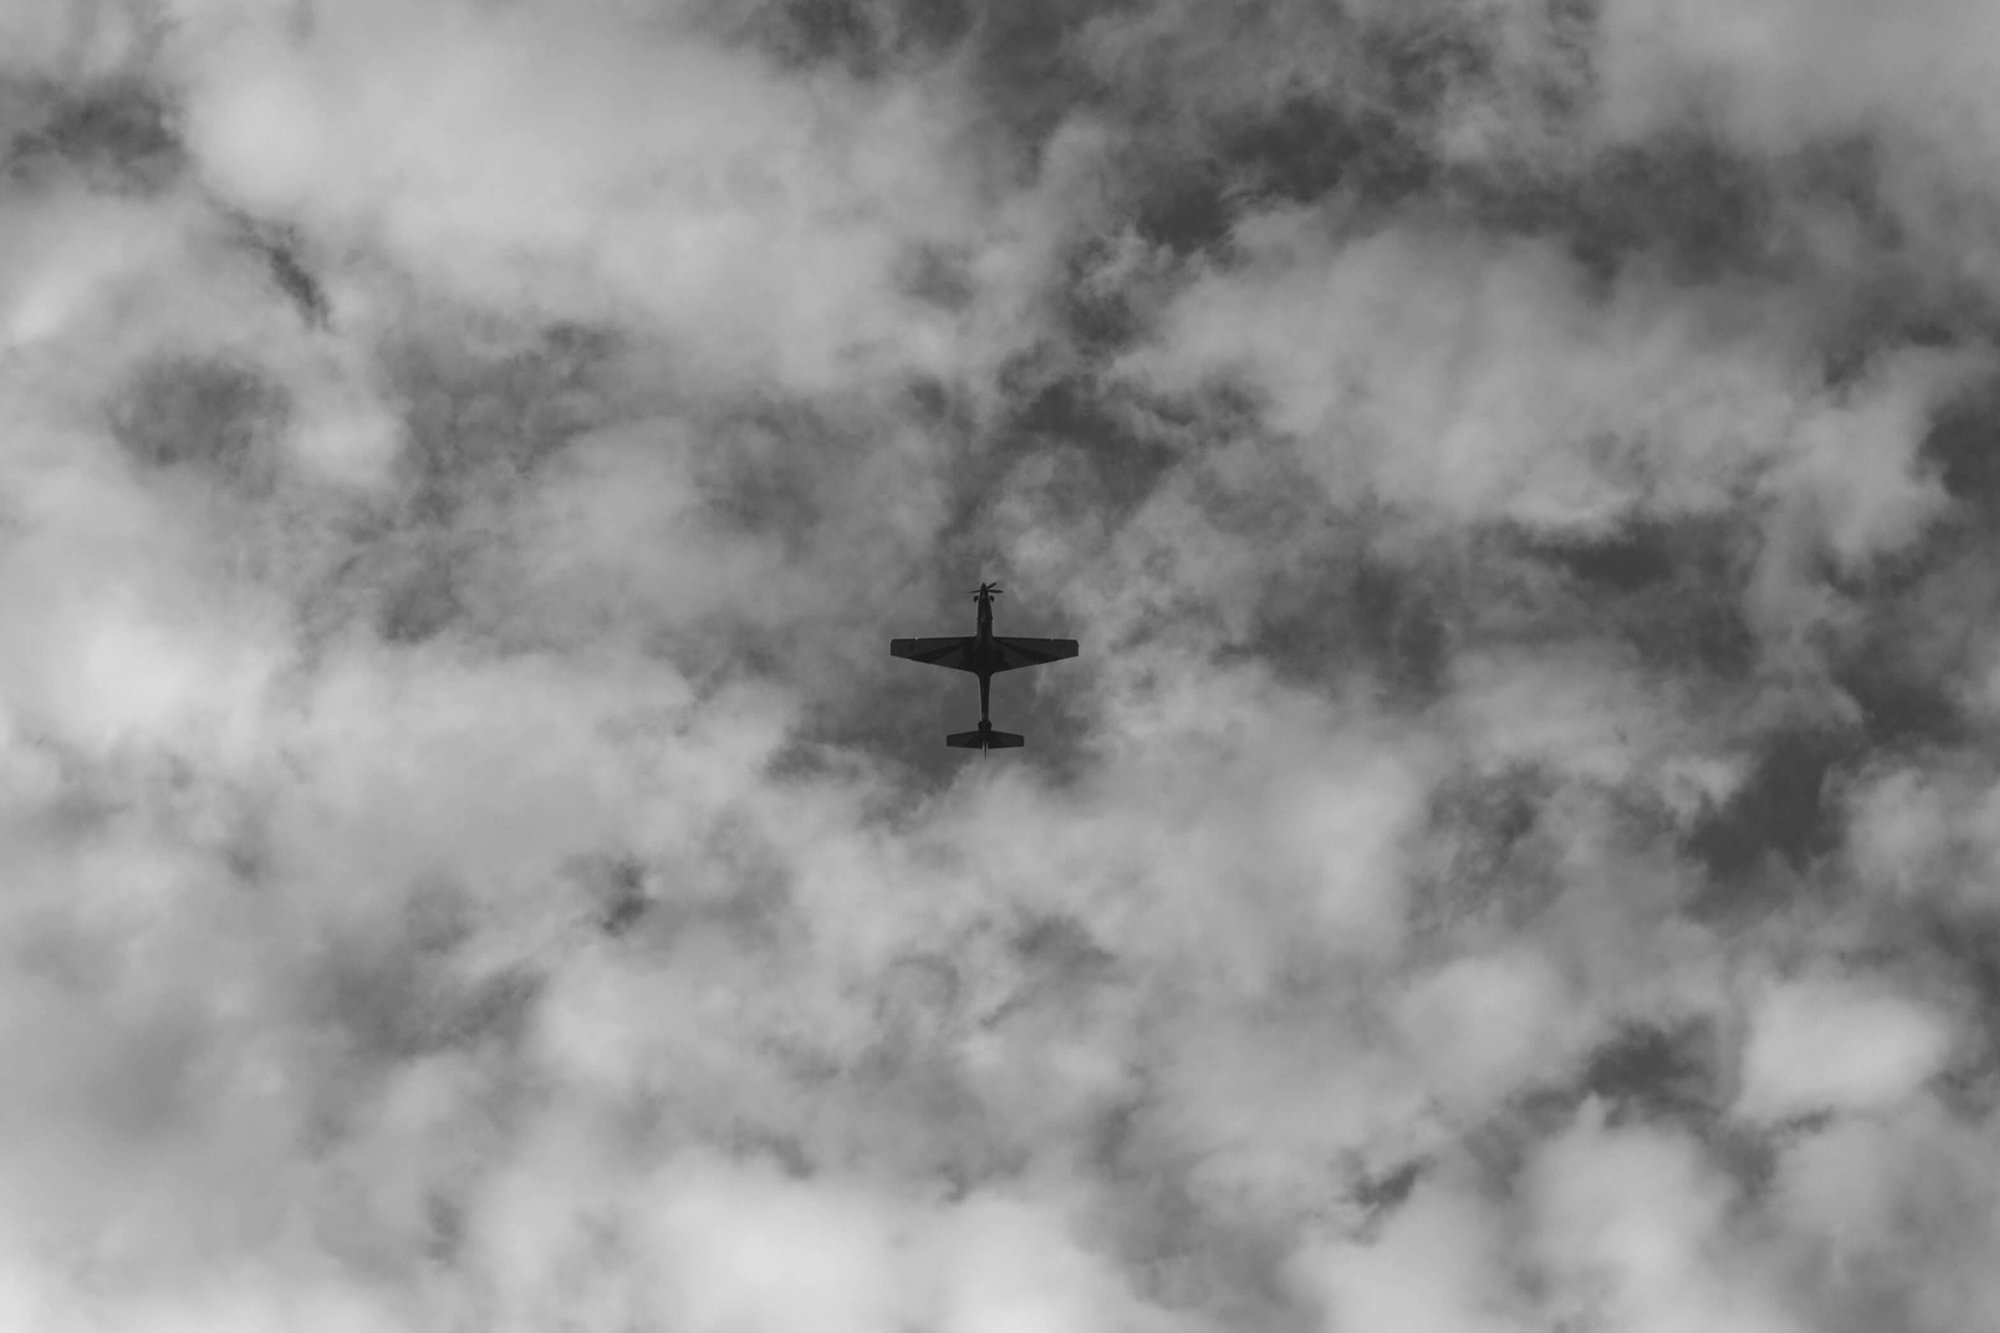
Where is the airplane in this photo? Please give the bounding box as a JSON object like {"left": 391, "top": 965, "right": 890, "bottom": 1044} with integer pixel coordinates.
{"left": 890, "top": 583, "right": 1079, "bottom": 753}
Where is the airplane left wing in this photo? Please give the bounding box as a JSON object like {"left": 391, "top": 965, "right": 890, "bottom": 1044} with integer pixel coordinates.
{"left": 890, "top": 636, "right": 979, "bottom": 672}
{"left": 989, "top": 637, "right": 1080, "bottom": 673}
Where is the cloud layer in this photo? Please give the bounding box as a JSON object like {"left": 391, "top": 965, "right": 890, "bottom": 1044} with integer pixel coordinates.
{"left": 2, "top": 0, "right": 1998, "bottom": 1328}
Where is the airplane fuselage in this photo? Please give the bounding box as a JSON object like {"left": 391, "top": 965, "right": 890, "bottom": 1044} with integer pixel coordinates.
{"left": 972, "top": 589, "right": 997, "bottom": 719}
{"left": 974, "top": 589, "right": 995, "bottom": 652}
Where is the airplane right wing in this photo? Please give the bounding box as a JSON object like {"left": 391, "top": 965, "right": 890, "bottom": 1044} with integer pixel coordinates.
{"left": 989, "top": 637, "right": 1080, "bottom": 673}
{"left": 890, "top": 636, "right": 979, "bottom": 673}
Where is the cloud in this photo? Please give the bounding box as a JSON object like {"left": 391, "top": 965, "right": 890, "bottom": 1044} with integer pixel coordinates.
{"left": 1526, "top": 1107, "right": 1803, "bottom": 1333}
{"left": 1293, "top": 1174, "right": 1531, "bottom": 1333}
{"left": 1772, "top": 1102, "right": 2000, "bottom": 1328}
{"left": 1394, "top": 945, "right": 1584, "bottom": 1108}
{"left": 163, "top": 0, "right": 1035, "bottom": 392}
{"left": 5, "top": 0, "right": 2000, "bottom": 1329}
{"left": 1735, "top": 975, "right": 1955, "bottom": 1122}
{"left": 1591, "top": 0, "right": 2000, "bottom": 153}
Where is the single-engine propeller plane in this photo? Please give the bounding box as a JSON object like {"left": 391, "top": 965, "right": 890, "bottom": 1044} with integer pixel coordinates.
{"left": 890, "top": 583, "right": 1078, "bottom": 753}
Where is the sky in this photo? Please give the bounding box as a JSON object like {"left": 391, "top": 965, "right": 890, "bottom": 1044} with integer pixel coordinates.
{"left": 1, "top": 0, "right": 1999, "bottom": 1329}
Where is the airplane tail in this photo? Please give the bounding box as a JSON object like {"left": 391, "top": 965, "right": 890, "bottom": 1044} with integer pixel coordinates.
{"left": 947, "top": 727, "right": 1024, "bottom": 751}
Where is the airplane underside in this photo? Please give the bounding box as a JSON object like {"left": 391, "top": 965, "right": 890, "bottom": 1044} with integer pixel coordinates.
{"left": 890, "top": 584, "right": 1079, "bottom": 754}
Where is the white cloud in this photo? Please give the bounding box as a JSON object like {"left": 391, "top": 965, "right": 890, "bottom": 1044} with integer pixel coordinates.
{"left": 0, "top": 0, "right": 154, "bottom": 83}
{"left": 1394, "top": 946, "right": 1583, "bottom": 1107}
{"left": 162, "top": 0, "right": 1025, "bottom": 391}
{"left": 638, "top": 1154, "right": 913, "bottom": 1333}
{"left": 1592, "top": 0, "right": 2000, "bottom": 154}
{"left": 1771, "top": 1102, "right": 2000, "bottom": 1324}
{"left": 1293, "top": 1177, "right": 1532, "bottom": 1333}
{"left": 1841, "top": 759, "right": 1989, "bottom": 906}
{"left": 1121, "top": 222, "right": 1804, "bottom": 534}
{"left": 1587, "top": 0, "right": 2000, "bottom": 300}
{"left": 1735, "top": 975, "right": 1955, "bottom": 1123}
{"left": 1526, "top": 1108, "right": 1806, "bottom": 1333}
{"left": 933, "top": 1192, "right": 1174, "bottom": 1333}
{"left": 1766, "top": 347, "right": 1980, "bottom": 573}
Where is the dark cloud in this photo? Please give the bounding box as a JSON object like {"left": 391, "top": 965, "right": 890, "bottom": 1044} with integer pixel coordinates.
{"left": 110, "top": 355, "right": 289, "bottom": 482}
{"left": 4, "top": 80, "right": 182, "bottom": 194}
{"left": 1579, "top": 1020, "right": 1718, "bottom": 1118}
{"left": 1686, "top": 725, "right": 1854, "bottom": 893}
{"left": 733, "top": 0, "right": 977, "bottom": 74}
{"left": 1919, "top": 374, "right": 2000, "bottom": 514}
{"left": 241, "top": 225, "right": 330, "bottom": 327}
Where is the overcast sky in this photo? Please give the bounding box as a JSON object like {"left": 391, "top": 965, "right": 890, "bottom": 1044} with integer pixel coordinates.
{"left": 3, "top": 0, "right": 2000, "bottom": 1328}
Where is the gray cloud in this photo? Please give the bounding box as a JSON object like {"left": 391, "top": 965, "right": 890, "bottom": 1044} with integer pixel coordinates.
{"left": 0, "top": 0, "right": 1998, "bottom": 1327}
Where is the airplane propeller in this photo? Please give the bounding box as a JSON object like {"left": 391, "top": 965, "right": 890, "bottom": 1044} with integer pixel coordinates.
{"left": 971, "top": 583, "right": 1003, "bottom": 599}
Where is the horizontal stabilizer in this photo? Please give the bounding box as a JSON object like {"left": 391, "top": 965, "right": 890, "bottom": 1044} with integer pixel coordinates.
{"left": 947, "top": 728, "right": 1024, "bottom": 750}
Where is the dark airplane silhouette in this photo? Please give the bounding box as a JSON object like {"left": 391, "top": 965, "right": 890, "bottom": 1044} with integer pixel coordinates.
{"left": 891, "top": 583, "right": 1079, "bottom": 752}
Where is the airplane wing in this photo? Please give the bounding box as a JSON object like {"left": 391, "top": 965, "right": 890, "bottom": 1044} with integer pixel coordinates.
{"left": 890, "top": 636, "right": 979, "bottom": 672}
{"left": 989, "top": 637, "right": 1080, "bottom": 673}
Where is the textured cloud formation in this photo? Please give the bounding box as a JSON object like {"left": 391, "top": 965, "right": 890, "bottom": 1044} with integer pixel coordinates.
{"left": 2, "top": 0, "right": 1999, "bottom": 1328}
